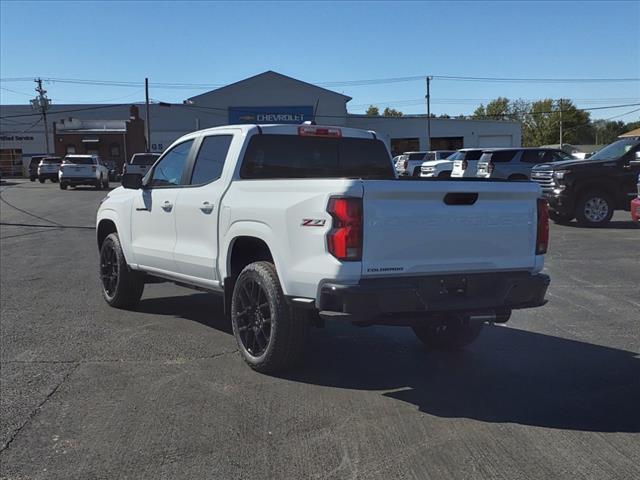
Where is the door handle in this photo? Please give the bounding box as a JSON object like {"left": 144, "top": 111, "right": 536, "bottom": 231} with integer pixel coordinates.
{"left": 161, "top": 200, "right": 173, "bottom": 212}
{"left": 200, "top": 201, "right": 214, "bottom": 214}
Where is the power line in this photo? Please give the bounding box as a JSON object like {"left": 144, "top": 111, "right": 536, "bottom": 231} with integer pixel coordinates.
{"left": 2, "top": 74, "right": 639, "bottom": 90}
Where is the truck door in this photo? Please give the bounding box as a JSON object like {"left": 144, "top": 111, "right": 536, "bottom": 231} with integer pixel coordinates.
{"left": 130, "top": 140, "right": 194, "bottom": 272}
{"left": 173, "top": 133, "right": 235, "bottom": 282}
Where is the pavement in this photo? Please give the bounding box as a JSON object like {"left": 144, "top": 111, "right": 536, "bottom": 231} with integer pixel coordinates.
{"left": 1, "top": 179, "right": 639, "bottom": 480}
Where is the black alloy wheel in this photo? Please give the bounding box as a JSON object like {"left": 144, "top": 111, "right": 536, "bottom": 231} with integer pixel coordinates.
{"left": 234, "top": 277, "right": 272, "bottom": 357}
{"left": 100, "top": 241, "right": 120, "bottom": 299}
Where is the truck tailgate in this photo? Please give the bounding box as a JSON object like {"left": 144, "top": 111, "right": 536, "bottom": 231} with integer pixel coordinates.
{"left": 362, "top": 180, "right": 540, "bottom": 277}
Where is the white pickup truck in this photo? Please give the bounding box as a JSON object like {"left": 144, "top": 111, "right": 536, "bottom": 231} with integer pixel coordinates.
{"left": 96, "top": 124, "right": 550, "bottom": 373}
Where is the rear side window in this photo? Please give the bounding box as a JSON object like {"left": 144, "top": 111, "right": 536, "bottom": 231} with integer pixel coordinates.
{"left": 408, "top": 153, "right": 426, "bottom": 161}
{"left": 490, "top": 150, "right": 518, "bottom": 163}
{"left": 464, "top": 150, "right": 483, "bottom": 161}
{"left": 240, "top": 135, "right": 394, "bottom": 179}
{"left": 190, "top": 135, "right": 233, "bottom": 185}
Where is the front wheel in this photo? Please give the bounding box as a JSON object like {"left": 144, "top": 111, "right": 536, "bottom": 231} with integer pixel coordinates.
{"left": 231, "top": 261, "right": 308, "bottom": 373}
{"left": 38, "top": 178, "right": 45, "bottom": 183}
{"left": 575, "top": 191, "right": 614, "bottom": 227}
{"left": 412, "top": 315, "right": 484, "bottom": 350}
{"left": 99, "top": 233, "right": 145, "bottom": 308}
{"left": 60, "top": 182, "right": 67, "bottom": 190}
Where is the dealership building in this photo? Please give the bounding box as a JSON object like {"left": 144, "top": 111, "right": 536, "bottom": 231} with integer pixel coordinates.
{"left": 0, "top": 71, "right": 521, "bottom": 175}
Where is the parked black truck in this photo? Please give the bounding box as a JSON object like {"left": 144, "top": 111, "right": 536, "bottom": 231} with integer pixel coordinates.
{"left": 532, "top": 136, "right": 640, "bottom": 226}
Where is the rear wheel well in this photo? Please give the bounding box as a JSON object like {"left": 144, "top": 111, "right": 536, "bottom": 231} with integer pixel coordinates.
{"left": 97, "top": 220, "right": 117, "bottom": 250}
{"left": 229, "top": 237, "right": 274, "bottom": 279}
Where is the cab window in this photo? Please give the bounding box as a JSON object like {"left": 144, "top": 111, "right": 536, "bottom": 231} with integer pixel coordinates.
{"left": 150, "top": 140, "right": 193, "bottom": 187}
{"left": 190, "top": 135, "right": 233, "bottom": 185}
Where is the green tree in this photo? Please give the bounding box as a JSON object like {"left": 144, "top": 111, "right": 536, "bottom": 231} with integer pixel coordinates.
{"left": 383, "top": 107, "right": 403, "bottom": 117}
{"left": 520, "top": 99, "right": 591, "bottom": 146}
{"left": 365, "top": 105, "right": 380, "bottom": 116}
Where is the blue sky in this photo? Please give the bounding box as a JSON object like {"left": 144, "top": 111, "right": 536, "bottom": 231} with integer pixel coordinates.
{"left": 1, "top": 0, "right": 639, "bottom": 121}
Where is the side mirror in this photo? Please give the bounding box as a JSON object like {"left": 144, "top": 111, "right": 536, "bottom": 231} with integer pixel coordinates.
{"left": 629, "top": 151, "right": 640, "bottom": 168}
{"left": 122, "top": 173, "right": 144, "bottom": 189}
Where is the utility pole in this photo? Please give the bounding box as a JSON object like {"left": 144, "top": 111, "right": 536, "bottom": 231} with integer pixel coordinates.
{"left": 558, "top": 98, "right": 563, "bottom": 146}
{"left": 425, "top": 76, "right": 432, "bottom": 151}
{"left": 31, "top": 78, "right": 51, "bottom": 154}
{"left": 145, "top": 77, "right": 151, "bottom": 152}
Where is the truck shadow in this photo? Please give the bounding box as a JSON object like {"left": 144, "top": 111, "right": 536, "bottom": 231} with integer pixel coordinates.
{"left": 136, "top": 293, "right": 639, "bottom": 433}
{"left": 559, "top": 220, "right": 638, "bottom": 230}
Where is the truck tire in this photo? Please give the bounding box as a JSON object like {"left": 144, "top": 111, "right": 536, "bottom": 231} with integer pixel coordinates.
{"left": 437, "top": 171, "right": 452, "bottom": 179}
{"left": 60, "top": 182, "right": 67, "bottom": 190}
{"left": 412, "top": 168, "right": 421, "bottom": 177}
{"left": 231, "top": 261, "right": 309, "bottom": 373}
{"left": 39, "top": 178, "right": 45, "bottom": 183}
{"left": 51, "top": 177, "right": 58, "bottom": 183}
{"left": 549, "top": 211, "right": 573, "bottom": 225}
{"left": 412, "top": 315, "right": 483, "bottom": 350}
{"left": 99, "top": 233, "right": 145, "bottom": 308}
{"left": 95, "top": 177, "right": 103, "bottom": 190}
{"left": 575, "top": 191, "right": 614, "bottom": 227}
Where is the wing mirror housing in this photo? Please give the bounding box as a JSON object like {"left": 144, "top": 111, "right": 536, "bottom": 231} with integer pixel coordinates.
{"left": 122, "top": 173, "right": 144, "bottom": 189}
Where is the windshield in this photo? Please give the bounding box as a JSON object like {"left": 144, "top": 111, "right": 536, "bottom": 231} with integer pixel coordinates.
{"left": 240, "top": 135, "right": 394, "bottom": 179}
{"left": 64, "top": 157, "right": 94, "bottom": 165}
{"left": 41, "top": 159, "right": 61, "bottom": 165}
{"left": 588, "top": 138, "right": 639, "bottom": 162}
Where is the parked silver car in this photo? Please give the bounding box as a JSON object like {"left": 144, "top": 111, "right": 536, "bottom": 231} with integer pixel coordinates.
{"left": 476, "top": 148, "right": 573, "bottom": 180}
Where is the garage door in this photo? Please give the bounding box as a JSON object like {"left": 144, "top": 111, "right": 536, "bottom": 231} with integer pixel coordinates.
{"left": 478, "top": 135, "right": 513, "bottom": 148}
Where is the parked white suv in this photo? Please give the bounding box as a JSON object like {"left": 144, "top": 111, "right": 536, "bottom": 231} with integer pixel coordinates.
{"left": 395, "top": 151, "right": 426, "bottom": 177}
{"left": 450, "top": 149, "right": 485, "bottom": 178}
{"left": 96, "top": 124, "right": 550, "bottom": 373}
{"left": 59, "top": 154, "right": 110, "bottom": 190}
{"left": 419, "top": 150, "right": 456, "bottom": 178}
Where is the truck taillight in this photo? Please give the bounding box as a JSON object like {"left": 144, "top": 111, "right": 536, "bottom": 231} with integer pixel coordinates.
{"left": 536, "top": 198, "right": 549, "bottom": 254}
{"left": 327, "top": 197, "right": 362, "bottom": 261}
{"left": 298, "top": 126, "right": 342, "bottom": 137}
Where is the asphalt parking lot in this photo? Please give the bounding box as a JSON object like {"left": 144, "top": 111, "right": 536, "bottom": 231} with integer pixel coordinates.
{"left": 1, "top": 179, "right": 639, "bottom": 480}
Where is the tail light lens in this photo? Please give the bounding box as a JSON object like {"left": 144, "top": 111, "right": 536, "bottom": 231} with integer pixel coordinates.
{"left": 298, "top": 126, "right": 342, "bottom": 137}
{"left": 536, "top": 198, "right": 549, "bottom": 254}
{"left": 327, "top": 197, "right": 362, "bottom": 261}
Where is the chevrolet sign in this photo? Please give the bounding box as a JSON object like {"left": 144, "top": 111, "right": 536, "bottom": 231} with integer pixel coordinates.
{"left": 229, "top": 106, "right": 314, "bottom": 125}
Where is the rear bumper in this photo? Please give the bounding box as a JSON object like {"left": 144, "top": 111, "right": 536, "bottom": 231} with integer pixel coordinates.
{"left": 38, "top": 172, "right": 58, "bottom": 179}
{"left": 319, "top": 271, "right": 550, "bottom": 324}
{"left": 60, "top": 176, "right": 98, "bottom": 185}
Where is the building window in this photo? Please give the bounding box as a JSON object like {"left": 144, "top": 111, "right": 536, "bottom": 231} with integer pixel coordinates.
{"left": 66, "top": 145, "right": 76, "bottom": 154}
{"left": 109, "top": 143, "right": 120, "bottom": 157}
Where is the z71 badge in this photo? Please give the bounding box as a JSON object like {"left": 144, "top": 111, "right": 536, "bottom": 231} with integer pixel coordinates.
{"left": 301, "top": 219, "right": 326, "bottom": 227}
